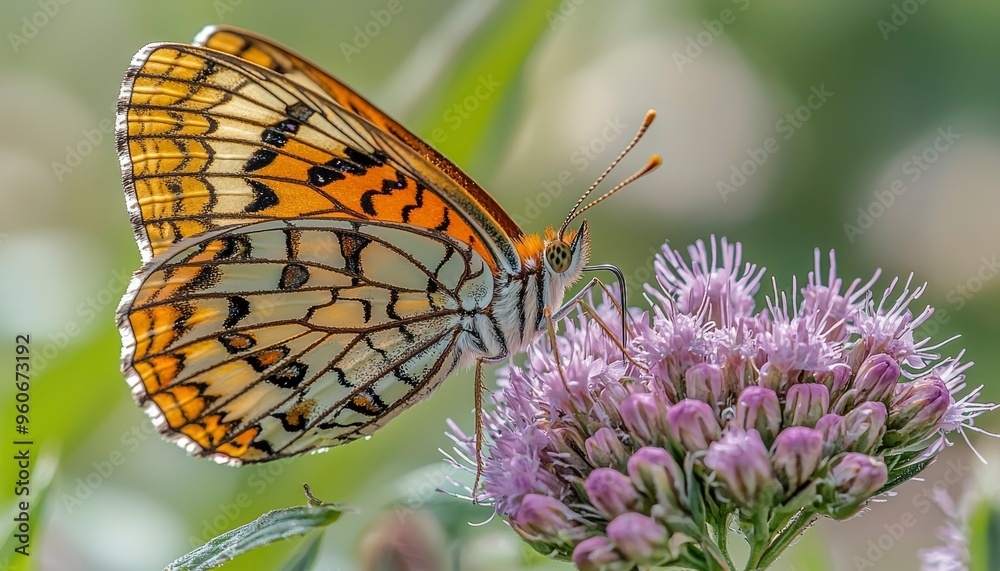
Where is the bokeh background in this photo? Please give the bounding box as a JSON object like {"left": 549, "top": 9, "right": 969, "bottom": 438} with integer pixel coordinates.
{"left": 2, "top": 1, "right": 999, "bottom": 569}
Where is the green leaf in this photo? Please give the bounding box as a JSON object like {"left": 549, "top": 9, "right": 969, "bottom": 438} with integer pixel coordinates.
{"left": 979, "top": 502, "right": 1000, "bottom": 571}
{"left": 684, "top": 456, "right": 708, "bottom": 528}
{"left": 881, "top": 458, "right": 933, "bottom": 494}
{"left": 278, "top": 530, "right": 324, "bottom": 571}
{"left": 165, "top": 500, "right": 347, "bottom": 571}
{"left": 987, "top": 505, "right": 1000, "bottom": 571}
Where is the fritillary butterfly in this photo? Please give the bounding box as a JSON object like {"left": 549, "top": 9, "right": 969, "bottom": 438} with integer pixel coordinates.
{"left": 115, "top": 26, "right": 659, "bottom": 464}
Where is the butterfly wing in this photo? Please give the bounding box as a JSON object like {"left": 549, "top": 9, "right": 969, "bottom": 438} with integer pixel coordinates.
{"left": 118, "top": 218, "right": 495, "bottom": 463}
{"left": 117, "top": 41, "right": 520, "bottom": 273}
{"left": 192, "top": 25, "right": 523, "bottom": 245}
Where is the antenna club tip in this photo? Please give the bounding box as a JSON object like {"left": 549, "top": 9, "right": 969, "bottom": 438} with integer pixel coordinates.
{"left": 643, "top": 109, "right": 657, "bottom": 124}
{"left": 648, "top": 155, "right": 663, "bottom": 169}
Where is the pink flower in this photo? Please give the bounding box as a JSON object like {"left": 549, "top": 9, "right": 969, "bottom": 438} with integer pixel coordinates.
{"left": 771, "top": 427, "right": 823, "bottom": 493}
{"left": 704, "top": 428, "right": 774, "bottom": 507}
{"left": 443, "top": 237, "right": 994, "bottom": 568}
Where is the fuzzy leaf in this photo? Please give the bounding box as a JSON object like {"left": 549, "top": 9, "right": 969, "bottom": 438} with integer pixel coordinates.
{"left": 165, "top": 502, "right": 346, "bottom": 571}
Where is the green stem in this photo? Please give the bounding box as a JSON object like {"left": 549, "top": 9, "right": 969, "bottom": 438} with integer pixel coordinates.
{"left": 676, "top": 550, "right": 715, "bottom": 571}
{"left": 701, "top": 540, "right": 732, "bottom": 571}
{"left": 766, "top": 509, "right": 796, "bottom": 541}
{"left": 742, "top": 508, "right": 771, "bottom": 570}
{"left": 755, "top": 512, "right": 819, "bottom": 570}
{"left": 676, "top": 522, "right": 732, "bottom": 571}
{"left": 694, "top": 544, "right": 731, "bottom": 571}
{"left": 712, "top": 518, "right": 735, "bottom": 571}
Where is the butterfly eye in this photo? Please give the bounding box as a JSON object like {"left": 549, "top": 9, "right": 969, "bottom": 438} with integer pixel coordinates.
{"left": 545, "top": 241, "right": 573, "bottom": 274}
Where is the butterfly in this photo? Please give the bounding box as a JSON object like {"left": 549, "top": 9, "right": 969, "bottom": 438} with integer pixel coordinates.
{"left": 116, "top": 25, "right": 659, "bottom": 465}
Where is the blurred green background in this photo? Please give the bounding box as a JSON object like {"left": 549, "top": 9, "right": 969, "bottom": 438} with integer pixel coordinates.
{"left": 2, "top": 1, "right": 999, "bottom": 569}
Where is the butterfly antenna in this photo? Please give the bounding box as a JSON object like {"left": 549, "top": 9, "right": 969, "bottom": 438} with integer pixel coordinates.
{"left": 564, "top": 155, "right": 661, "bottom": 228}
{"left": 559, "top": 109, "right": 658, "bottom": 238}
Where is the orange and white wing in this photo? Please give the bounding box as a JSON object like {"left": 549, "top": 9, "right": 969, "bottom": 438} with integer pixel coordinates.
{"left": 192, "top": 25, "right": 524, "bottom": 244}
{"left": 116, "top": 41, "right": 520, "bottom": 273}
{"left": 117, "top": 219, "right": 495, "bottom": 464}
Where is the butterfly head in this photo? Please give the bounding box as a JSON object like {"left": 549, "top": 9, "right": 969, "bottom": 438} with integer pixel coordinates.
{"left": 543, "top": 220, "right": 590, "bottom": 285}
{"left": 525, "top": 110, "right": 660, "bottom": 316}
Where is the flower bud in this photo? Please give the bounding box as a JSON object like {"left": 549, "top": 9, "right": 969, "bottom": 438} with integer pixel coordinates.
{"left": 359, "top": 510, "right": 446, "bottom": 571}
{"left": 783, "top": 383, "right": 830, "bottom": 427}
{"left": 847, "top": 341, "right": 869, "bottom": 372}
{"left": 832, "top": 388, "right": 861, "bottom": 415}
{"left": 684, "top": 363, "right": 725, "bottom": 412}
{"left": 667, "top": 399, "right": 721, "bottom": 452}
{"left": 734, "top": 386, "right": 782, "bottom": 445}
{"left": 627, "top": 446, "right": 685, "bottom": 510}
{"left": 572, "top": 535, "right": 629, "bottom": 571}
{"left": 584, "top": 468, "right": 640, "bottom": 518}
{"left": 758, "top": 361, "right": 784, "bottom": 392}
{"left": 620, "top": 393, "right": 667, "bottom": 446}
{"left": 771, "top": 426, "right": 823, "bottom": 492}
{"left": 585, "top": 427, "right": 630, "bottom": 469}
{"left": 887, "top": 377, "right": 951, "bottom": 445}
{"left": 842, "top": 401, "right": 887, "bottom": 453}
{"left": 649, "top": 362, "right": 682, "bottom": 404}
{"left": 854, "top": 354, "right": 901, "bottom": 403}
{"left": 823, "top": 366, "right": 852, "bottom": 397}
{"left": 606, "top": 512, "right": 669, "bottom": 564}
{"left": 704, "top": 429, "right": 774, "bottom": 507}
{"left": 829, "top": 453, "right": 888, "bottom": 513}
{"left": 510, "top": 494, "right": 586, "bottom": 544}
{"left": 550, "top": 426, "right": 589, "bottom": 467}
{"left": 815, "top": 413, "right": 846, "bottom": 453}
{"left": 597, "top": 381, "right": 631, "bottom": 427}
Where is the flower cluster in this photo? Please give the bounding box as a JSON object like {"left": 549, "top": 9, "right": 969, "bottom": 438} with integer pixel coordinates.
{"left": 446, "top": 237, "right": 996, "bottom": 571}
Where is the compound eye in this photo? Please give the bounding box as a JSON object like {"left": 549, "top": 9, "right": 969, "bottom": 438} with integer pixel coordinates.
{"left": 545, "top": 241, "right": 572, "bottom": 273}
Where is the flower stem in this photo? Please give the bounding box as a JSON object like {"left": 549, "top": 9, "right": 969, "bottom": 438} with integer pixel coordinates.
{"left": 696, "top": 544, "right": 732, "bottom": 571}
{"left": 755, "top": 512, "right": 819, "bottom": 570}
{"left": 742, "top": 508, "right": 771, "bottom": 570}
{"left": 677, "top": 550, "right": 720, "bottom": 571}
{"left": 712, "top": 518, "right": 735, "bottom": 570}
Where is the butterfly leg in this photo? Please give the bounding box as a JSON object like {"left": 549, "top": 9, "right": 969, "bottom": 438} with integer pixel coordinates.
{"left": 543, "top": 306, "right": 571, "bottom": 392}
{"left": 552, "top": 276, "right": 646, "bottom": 368}
{"left": 553, "top": 270, "right": 633, "bottom": 342}
{"left": 472, "top": 356, "right": 487, "bottom": 502}
{"left": 553, "top": 276, "right": 611, "bottom": 322}
{"left": 554, "top": 263, "right": 629, "bottom": 335}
